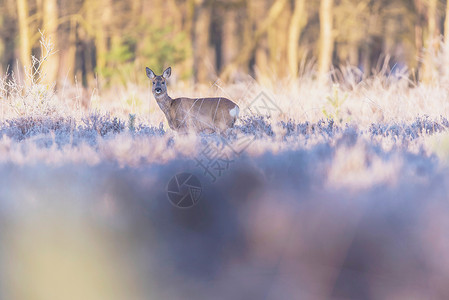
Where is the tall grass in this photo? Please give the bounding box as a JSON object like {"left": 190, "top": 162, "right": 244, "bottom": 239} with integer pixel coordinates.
{"left": 1, "top": 38, "right": 449, "bottom": 299}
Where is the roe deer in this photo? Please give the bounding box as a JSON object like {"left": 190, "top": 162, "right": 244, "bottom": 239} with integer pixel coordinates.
{"left": 146, "top": 67, "right": 239, "bottom": 133}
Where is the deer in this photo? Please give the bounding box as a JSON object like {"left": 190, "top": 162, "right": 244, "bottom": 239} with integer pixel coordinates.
{"left": 146, "top": 67, "right": 239, "bottom": 134}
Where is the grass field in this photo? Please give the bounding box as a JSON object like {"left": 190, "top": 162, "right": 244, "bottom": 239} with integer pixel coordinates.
{"left": 1, "top": 65, "right": 449, "bottom": 299}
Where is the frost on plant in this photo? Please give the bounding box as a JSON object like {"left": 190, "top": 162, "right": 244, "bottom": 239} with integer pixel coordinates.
{"left": 2, "top": 32, "right": 60, "bottom": 117}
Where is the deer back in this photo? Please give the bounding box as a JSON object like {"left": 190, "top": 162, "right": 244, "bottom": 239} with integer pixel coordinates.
{"left": 169, "top": 97, "right": 239, "bottom": 133}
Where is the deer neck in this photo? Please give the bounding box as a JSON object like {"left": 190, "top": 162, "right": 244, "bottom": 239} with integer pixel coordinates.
{"left": 155, "top": 93, "right": 177, "bottom": 128}
{"left": 155, "top": 93, "right": 172, "bottom": 116}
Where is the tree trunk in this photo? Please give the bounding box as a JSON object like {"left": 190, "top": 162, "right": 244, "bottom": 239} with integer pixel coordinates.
{"left": 220, "top": 0, "right": 288, "bottom": 81}
{"left": 67, "top": 17, "right": 77, "bottom": 79}
{"left": 287, "top": 0, "right": 307, "bottom": 77}
{"left": 95, "top": 0, "right": 112, "bottom": 79}
{"left": 175, "top": 0, "right": 194, "bottom": 79}
{"left": 427, "top": 0, "right": 438, "bottom": 45}
{"left": 193, "top": 0, "right": 212, "bottom": 83}
{"left": 3, "top": 0, "right": 16, "bottom": 75}
{"left": 268, "top": 1, "right": 290, "bottom": 78}
{"left": 42, "top": 0, "right": 59, "bottom": 84}
{"left": 422, "top": 0, "right": 438, "bottom": 83}
{"left": 445, "top": 0, "right": 449, "bottom": 42}
{"left": 444, "top": 0, "right": 449, "bottom": 76}
{"left": 249, "top": 0, "right": 265, "bottom": 76}
{"left": 222, "top": 8, "right": 237, "bottom": 68}
{"left": 16, "top": 0, "right": 31, "bottom": 70}
{"left": 0, "top": 2, "right": 5, "bottom": 75}
{"left": 414, "top": 0, "right": 424, "bottom": 76}
{"left": 318, "top": 0, "right": 334, "bottom": 82}
{"left": 58, "top": 16, "right": 77, "bottom": 83}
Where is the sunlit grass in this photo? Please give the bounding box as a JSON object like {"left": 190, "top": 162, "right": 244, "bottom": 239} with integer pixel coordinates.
{"left": 2, "top": 52, "right": 449, "bottom": 298}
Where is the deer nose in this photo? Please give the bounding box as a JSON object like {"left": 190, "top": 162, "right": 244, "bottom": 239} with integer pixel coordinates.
{"left": 155, "top": 88, "right": 162, "bottom": 94}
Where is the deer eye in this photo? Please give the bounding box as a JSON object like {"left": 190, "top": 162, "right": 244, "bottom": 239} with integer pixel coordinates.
{"left": 153, "top": 82, "right": 155, "bottom": 84}
{"left": 162, "top": 82, "right": 165, "bottom": 85}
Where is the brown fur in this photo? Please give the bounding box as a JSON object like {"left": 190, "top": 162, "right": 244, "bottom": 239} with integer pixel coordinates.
{"left": 146, "top": 67, "right": 239, "bottom": 133}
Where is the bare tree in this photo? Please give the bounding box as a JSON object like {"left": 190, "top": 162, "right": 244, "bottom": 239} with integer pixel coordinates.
{"left": 222, "top": 7, "right": 238, "bottom": 68}
{"left": 2, "top": 0, "right": 446, "bottom": 85}
{"left": 318, "top": 0, "right": 334, "bottom": 82}
{"left": 422, "top": 0, "right": 438, "bottom": 83}
{"left": 16, "top": 0, "right": 31, "bottom": 70}
{"left": 42, "top": 0, "right": 59, "bottom": 84}
{"left": 268, "top": 0, "right": 291, "bottom": 78}
{"left": 445, "top": 0, "right": 449, "bottom": 43}
{"left": 193, "top": 0, "right": 212, "bottom": 83}
{"left": 288, "top": 0, "right": 307, "bottom": 77}
{"left": 444, "top": 0, "right": 449, "bottom": 75}
{"left": 220, "top": 0, "right": 288, "bottom": 80}
{"left": 95, "top": 0, "right": 112, "bottom": 77}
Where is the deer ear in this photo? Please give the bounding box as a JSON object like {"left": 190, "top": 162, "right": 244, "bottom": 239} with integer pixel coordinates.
{"left": 163, "top": 67, "right": 171, "bottom": 79}
{"left": 146, "top": 67, "right": 155, "bottom": 79}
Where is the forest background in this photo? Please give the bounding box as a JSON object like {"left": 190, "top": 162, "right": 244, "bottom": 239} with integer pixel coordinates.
{"left": 2, "top": 0, "right": 448, "bottom": 91}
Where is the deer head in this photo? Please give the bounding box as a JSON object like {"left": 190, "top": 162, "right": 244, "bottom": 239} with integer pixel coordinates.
{"left": 146, "top": 67, "right": 171, "bottom": 100}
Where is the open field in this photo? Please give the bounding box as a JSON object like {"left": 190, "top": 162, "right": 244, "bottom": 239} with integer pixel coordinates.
{"left": 4, "top": 0, "right": 449, "bottom": 298}
{"left": 1, "top": 68, "right": 449, "bottom": 299}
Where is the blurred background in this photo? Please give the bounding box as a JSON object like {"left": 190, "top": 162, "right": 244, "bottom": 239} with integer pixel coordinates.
{"left": 1, "top": 0, "right": 449, "bottom": 89}
{"left": 2, "top": 1, "right": 449, "bottom": 299}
